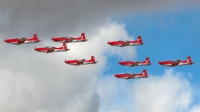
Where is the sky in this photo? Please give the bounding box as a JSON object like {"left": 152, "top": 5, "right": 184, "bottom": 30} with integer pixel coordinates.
{"left": 0, "top": 0, "right": 200, "bottom": 112}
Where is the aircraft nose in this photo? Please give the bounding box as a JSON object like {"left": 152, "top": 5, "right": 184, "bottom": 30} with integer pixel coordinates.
{"left": 65, "top": 60, "right": 69, "bottom": 63}
{"left": 51, "top": 38, "right": 56, "bottom": 41}
{"left": 4, "top": 39, "right": 8, "bottom": 42}
{"left": 118, "top": 62, "right": 122, "bottom": 65}
{"left": 34, "top": 48, "right": 39, "bottom": 51}
{"left": 114, "top": 74, "right": 118, "bottom": 77}
{"left": 158, "top": 61, "right": 162, "bottom": 64}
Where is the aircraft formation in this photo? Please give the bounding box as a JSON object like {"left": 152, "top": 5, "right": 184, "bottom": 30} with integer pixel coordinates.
{"left": 4, "top": 34, "right": 194, "bottom": 80}
{"left": 4, "top": 33, "right": 97, "bottom": 66}
{"left": 107, "top": 36, "right": 194, "bottom": 80}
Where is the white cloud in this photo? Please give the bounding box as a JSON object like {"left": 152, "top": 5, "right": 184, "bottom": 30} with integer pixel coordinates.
{"left": 97, "top": 69, "right": 194, "bottom": 112}
{"left": 0, "top": 22, "right": 136, "bottom": 112}
{"left": 190, "top": 104, "right": 200, "bottom": 112}
{"left": 132, "top": 69, "right": 192, "bottom": 112}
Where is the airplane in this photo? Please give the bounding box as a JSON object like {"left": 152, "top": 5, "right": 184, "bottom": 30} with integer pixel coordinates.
{"left": 34, "top": 42, "right": 69, "bottom": 53}
{"left": 119, "top": 57, "right": 151, "bottom": 67}
{"left": 64, "top": 56, "right": 98, "bottom": 66}
{"left": 4, "top": 34, "right": 41, "bottom": 45}
{"left": 107, "top": 36, "right": 143, "bottom": 47}
{"left": 158, "top": 56, "right": 194, "bottom": 67}
{"left": 51, "top": 33, "right": 88, "bottom": 43}
{"left": 114, "top": 69, "right": 148, "bottom": 80}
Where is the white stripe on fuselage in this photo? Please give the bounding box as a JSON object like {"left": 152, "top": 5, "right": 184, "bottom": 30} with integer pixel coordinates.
{"left": 24, "top": 41, "right": 40, "bottom": 44}
{"left": 54, "top": 49, "right": 68, "bottom": 52}
{"left": 72, "top": 40, "right": 87, "bottom": 42}
{"left": 178, "top": 63, "right": 192, "bottom": 66}
{"left": 138, "top": 63, "right": 149, "bottom": 66}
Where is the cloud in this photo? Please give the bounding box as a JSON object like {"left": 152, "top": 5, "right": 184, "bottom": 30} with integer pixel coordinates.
{"left": 190, "top": 104, "right": 200, "bottom": 112}
{"left": 132, "top": 69, "right": 192, "bottom": 112}
{"left": 1, "top": 0, "right": 200, "bottom": 37}
{"left": 97, "top": 69, "right": 194, "bottom": 112}
{"left": 0, "top": 22, "right": 136, "bottom": 112}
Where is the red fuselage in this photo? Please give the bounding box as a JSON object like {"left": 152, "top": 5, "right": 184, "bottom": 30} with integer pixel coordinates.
{"left": 64, "top": 59, "right": 98, "bottom": 66}
{"left": 114, "top": 69, "right": 148, "bottom": 79}
{"left": 35, "top": 46, "right": 69, "bottom": 53}
{"left": 65, "top": 56, "right": 98, "bottom": 66}
{"left": 114, "top": 73, "right": 148, "bottom": 79}
{"left": 119, "top": 57, "right": 151, "bottom": 67}
{"left": 158, "top": 56, "right": 194, "bottom": 67}
{"left": 4, "top": 38, "right": 41, "bottom": 45}
{"left": 119, "top": 61, "right": 151, "bottom": 66}
{"left": 158, "top": 60, "right": 193, "bottom": 67}
{"left": 51, "top": 37, "right": 88, "bottom": 43}
{"left": 4, "top": 34, "right": 40, "bottom": 45}
{"left": 52, "top": 33, "right": 88, "bottom": 43}
{"left": 107, "top": 36, "right": 143, "bottom": 47}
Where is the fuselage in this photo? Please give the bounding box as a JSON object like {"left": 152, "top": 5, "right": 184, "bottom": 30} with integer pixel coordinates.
{"left": 64, "top": 59, "right": 97, "bottom": 65}
{"left": 4, "top": 38, "right": 40, "bottom": 45}
{"left": 34, "top": 46, "right": 69, "bottom": 53}
{"left": 114, "top": 73, "right": 148, "bottom": 79}
{"left": 107, "top": 40, "right": 143, "bottom": 47}
{"left": 52, "top": 37, "right": 88, "bottom": 43}
{"left": 158, "top": 60, "right": 193, "bottom": 67}
{"left": 119, "top": 61, "right": 150, "bottom": 67}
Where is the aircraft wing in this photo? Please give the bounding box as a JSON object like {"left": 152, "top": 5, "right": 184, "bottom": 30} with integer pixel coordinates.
{"left": 120, "top": 41, "right": 130, "bottom": 47}
{"left": 77, "top": 59, "right": 85, "bottom": 65}
{"left": 171, "top": 60, "right": 181, "bottom": 66}
{"left": 47, "top": 47, "right": 55, "bottom": 53}
{"left": 17, "top": 37, "right": 26, "bottom": 44}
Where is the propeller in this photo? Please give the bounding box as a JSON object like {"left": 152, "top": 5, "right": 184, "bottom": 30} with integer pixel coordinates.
{"left": 158, "top": 57, "right": 161, "bottom": 62}
{"left": 118, "top": 58, "right": 121, "bottom": 63}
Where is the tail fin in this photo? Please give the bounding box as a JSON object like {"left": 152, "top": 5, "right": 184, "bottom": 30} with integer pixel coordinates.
{"left": 146, "top": 57, "right": 150, "bottom": 63}
{"left": 62, "top": 42, "right": 67, "bottom": 50}
{"left": 137, "top": 36, "right": 142, "bottom": 43}
{"left": 33, "top": 34, "right": 38, "bottom": 39}
{"left": 91, "top": 56, "right": 95, "bottom": 61}
{"left": 81, "top": 33, "right": 86, "bottom": 40}
{"left": 142, "top": 69, "right": 147, "bottom": 76}
{"left": 187, "top": 56, "right": 192, "bottom": 63}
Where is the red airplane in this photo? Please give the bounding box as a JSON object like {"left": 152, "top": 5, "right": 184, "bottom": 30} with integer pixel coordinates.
{"left": 64, "top": 56, "right": 98, "bottom": 66}
{"left": 158, "top": 56, "right": 194, "bottom": 67}
{"left": 119, "top": 57, "right": 151, "bottom": 67}
{"left": 4, "top": 34, "right": 41, "bottom": 45}
{"left": 107, "top": 36, "right": 143, "bottom": 47}
{"left": 34, "top": 42, "right": 69, "bottom": 53}
{"left": 51, "top": 33, "right": 88, "bottom": 43}
{"left": 114, "top": 69, "right": 148, "bottom": 80}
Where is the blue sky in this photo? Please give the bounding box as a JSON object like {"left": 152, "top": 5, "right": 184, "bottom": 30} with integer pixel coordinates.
{"left": 123, "top": 8, "right": 200, "bottom": 81}
{"left": 101, "top": 8, "right": 200, "bottom": 111}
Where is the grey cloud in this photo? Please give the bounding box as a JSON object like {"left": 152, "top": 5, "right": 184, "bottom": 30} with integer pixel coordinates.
{"left": 0, "top": 0, "right": 200, "bottom": 37}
